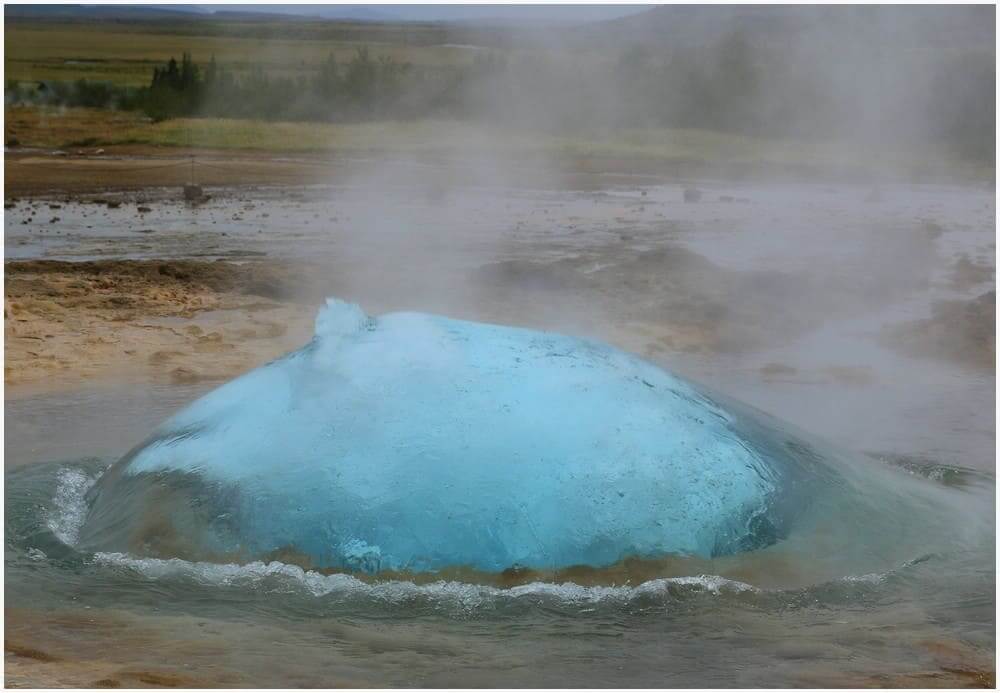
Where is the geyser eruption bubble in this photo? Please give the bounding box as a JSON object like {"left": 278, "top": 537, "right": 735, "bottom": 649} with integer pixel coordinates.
{"left": 78, "top": 299, "right": 966, "bottom": 578}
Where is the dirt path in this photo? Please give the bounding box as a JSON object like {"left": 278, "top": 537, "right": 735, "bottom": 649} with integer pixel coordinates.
{"left": 4, "top": 147, "right": 344, "bottom": 195}
{"left": 4, "top": 145, "right": 711, "bottom": 197}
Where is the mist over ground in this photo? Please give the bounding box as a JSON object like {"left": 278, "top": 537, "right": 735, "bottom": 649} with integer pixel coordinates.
{"left": 6, "top": 4, "right": 995, "bottom": 172}
{"left": 3, "top": 5, "right": 997, "bottom": 688}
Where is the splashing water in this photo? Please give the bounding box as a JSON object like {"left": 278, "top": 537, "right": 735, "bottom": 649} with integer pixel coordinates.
{"left": 46, "top": 468, "right": 97, "bottom": 546}
{"left": 4, "top": 304, "right": 992, "bottom": 686}
{"left": 65, "top": 299, "right": 985, "bottom": 586}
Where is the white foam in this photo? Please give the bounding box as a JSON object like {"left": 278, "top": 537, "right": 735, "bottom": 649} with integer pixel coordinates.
{"left": 93, "top": 553, "right": 759, "bottom": 607}
{"left": 314, "top": 297, "right": 369, "bottom": 340}
{"left": 57, "top": 465, "right": 898, "bottom": 607}
{"left": 636, "top": 575, "right": 759, "bottom": 594}
{"left": 46, "top": 468, "right": 97, "bottom": 546}
{"left": 840, "top": 572, "right": 886, "bottom": 584}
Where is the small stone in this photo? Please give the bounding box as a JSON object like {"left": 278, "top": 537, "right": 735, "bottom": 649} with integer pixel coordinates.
{"left": 183, "top": 184, "right": 204, "bottom": 201}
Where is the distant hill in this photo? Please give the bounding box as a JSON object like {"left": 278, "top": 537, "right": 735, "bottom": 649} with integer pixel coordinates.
{"left": 3, "top": 3, "right": 644, "bottom": 26}
{"left": 2, "top": 3, "right": 394, "bottom": 23}
{"left": 2, "top": 4, "right": 517, "bottom": 47}
{"left": 572, "top": 4, "right": 995, "bottom": 53}
{"left": 4, "top": 4, "right": 206, "bottom": 20}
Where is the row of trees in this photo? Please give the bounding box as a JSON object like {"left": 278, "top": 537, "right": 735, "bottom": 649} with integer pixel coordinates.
{"left": 4, "top": 36, "right": 994, "bottom": 162}
{"left": 4, "top": 48, "right": 450, "bottom": 121}
{"left": 143, "top": 49, "right": 421, "bottom": 120}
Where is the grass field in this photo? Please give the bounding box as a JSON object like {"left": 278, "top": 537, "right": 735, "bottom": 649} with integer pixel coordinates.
{"left": 4, "top": 16, "right": 990, "bottom": 183}
{"left": 5, "top": 22, "right": 485, "bottom": 87}
{"left": 7, "top": 105, "right": 984, "bottom": 183}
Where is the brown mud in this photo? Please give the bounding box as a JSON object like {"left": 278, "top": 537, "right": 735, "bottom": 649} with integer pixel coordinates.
{"left": 4, "top": 146, "right": 657, "bottom": 198}
{"left": 883, "top": 291, "right": 995, "bottom": 371}
{"left": 6, "top": 601, "right": 994, "bottom": 689}
{"left": 4, "top": 144, "right": 950, "bottom": 198}
{"left": 4, "top": 259, "right": 322, "bottom": 393}
{"left": 5, "top": 147, "right": 337, "bottom": 196}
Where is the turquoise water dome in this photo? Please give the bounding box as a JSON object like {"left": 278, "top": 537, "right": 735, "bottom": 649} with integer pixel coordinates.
{"left": 77, "top": 298, "right": 953, "bottom": 575}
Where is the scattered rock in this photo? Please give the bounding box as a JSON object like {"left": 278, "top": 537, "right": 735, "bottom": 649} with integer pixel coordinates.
{"left": 91, "top": 678, "right": 121, "bottom": 688}
{"left": 148, "top": 349, "right": 185, "bottom": 365}
{"left": 949, "top": 254, "right": 994, "bottom": 290}
{"left": 183, "top": 184, "right": 204, "bottom": 202}
{"left": 222, "top": 250, "right": 266, "bottom": 257}
{"left": 883, "top": 291, "right": 995, "bottom": 370}
{"left": 170, "top": 367, "right": 202, "bottom": 384}
{"left": 5, "top": 642, "right": 59, "bottom": 662}
{"left": 106, "top": 201, "right": 120, "bottom": 209}
{"left": 136, "top": 206, "right": 152, "bottom": 214}
{"left": 683, "top": 188, "right": 702, "bottom": 203}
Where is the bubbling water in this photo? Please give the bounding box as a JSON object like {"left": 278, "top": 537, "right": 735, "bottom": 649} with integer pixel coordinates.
{"left": 68, "top": 299, "right": 984, "bottom": 584}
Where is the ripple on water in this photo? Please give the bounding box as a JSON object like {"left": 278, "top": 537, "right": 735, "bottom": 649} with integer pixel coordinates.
{"left": 23, "top": 461, "right": 938, "bottom": 618}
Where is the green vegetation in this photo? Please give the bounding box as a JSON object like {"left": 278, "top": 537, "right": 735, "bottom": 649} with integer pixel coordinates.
{"left": 5, "top": 11, "right": 995, "bottom": 170}
{"left": 7, "top": 40, "right": 495, "bottom": 123}
{"left": 140, "top": 49, "right": 432, "bottom": 121}
{"left": 4, "top": 24, "right": 482, "bottom": 86}
{"left": 10, "top": 105, "right": 989, "bottom": 183}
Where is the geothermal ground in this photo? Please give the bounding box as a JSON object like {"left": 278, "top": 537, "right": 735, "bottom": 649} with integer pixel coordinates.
{"left": 6, "top": 168, "right": 994, "bottom": 463}
{"left": 4, "top": 159, "right": 995, "bottom": 687}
